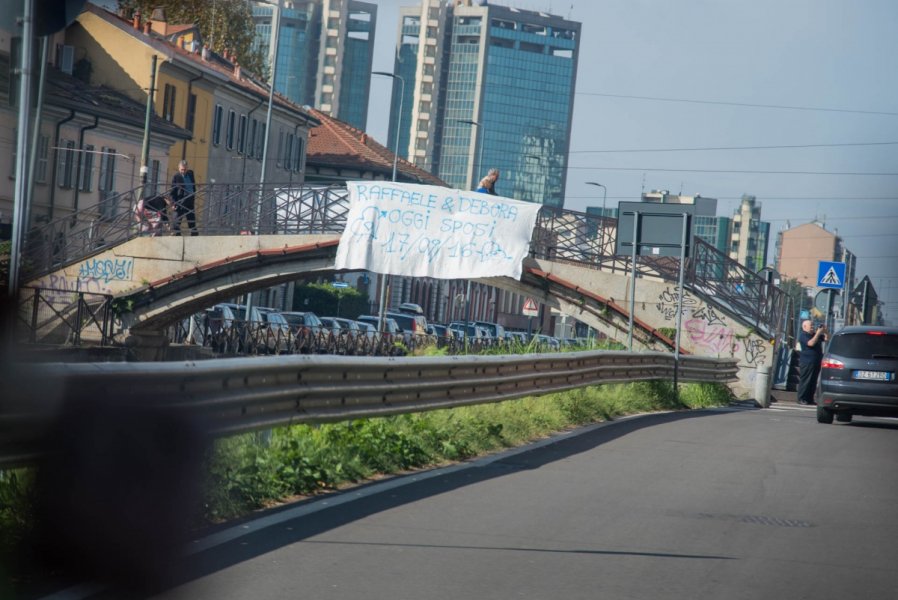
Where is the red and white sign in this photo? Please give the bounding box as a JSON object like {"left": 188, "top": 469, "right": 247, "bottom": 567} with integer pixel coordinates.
{"left": 522, "top": 297, "right": 539, "bottom": 317}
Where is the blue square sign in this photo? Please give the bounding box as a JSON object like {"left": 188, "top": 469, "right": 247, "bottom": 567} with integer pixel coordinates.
{"left": 817, "top": 261, "right": 846, "bottom": 290}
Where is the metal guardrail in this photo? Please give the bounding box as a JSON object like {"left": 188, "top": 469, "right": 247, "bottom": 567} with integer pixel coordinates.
{"left": 1, "top": 351, "right": 737, "bottom": 468}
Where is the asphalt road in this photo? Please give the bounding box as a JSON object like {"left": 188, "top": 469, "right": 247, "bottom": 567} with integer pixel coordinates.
{"left": 81, "top": 404, "right": 898, "bottom": 599}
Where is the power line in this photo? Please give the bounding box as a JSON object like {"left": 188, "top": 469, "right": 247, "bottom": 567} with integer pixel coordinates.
{"left": 569, "top": 141, "right": 898, "bottom": 154}
{"left": 568, "top": 166, "right": 898, "bottom": 176}
{"left": 577, "top": 91, "right": 898, "bottom": 117}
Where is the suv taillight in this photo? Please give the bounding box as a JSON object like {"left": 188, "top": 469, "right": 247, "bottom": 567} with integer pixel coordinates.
{"left": 821, "top": 358, "right": 844, "bottom": 369}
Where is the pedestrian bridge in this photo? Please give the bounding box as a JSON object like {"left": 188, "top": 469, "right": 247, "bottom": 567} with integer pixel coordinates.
{"left": 20, "top": 183, "right": 785, "bottom": 397}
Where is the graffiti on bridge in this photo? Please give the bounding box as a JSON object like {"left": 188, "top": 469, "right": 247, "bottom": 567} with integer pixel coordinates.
{"left": 684, "top": 318, "right": 735, "bottom": 355}
{"left": 78, "top": 257, "right": 134, "bottom": 284}
{"left": 742, "top": 337, "right": 768, "bottom": 366}
{"left": 656, "top": 286, "right": 699, "bottom": 320}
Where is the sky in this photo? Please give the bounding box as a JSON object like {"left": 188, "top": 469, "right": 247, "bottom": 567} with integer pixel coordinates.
{"left": 364, "top": 0, "right": 898, "bottom": 325}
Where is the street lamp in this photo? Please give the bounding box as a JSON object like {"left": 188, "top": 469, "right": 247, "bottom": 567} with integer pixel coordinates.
{"left": 455, "top": 119, "right": 483, "bottom": 188}
{"left": 372, "top": 71, "right": 405, "bottom": 182}
{"left": 586, "top": 181, "right": 608, "bottom": 256}
{"left": 372, "top": 71, "right": 405, "bottom": 333}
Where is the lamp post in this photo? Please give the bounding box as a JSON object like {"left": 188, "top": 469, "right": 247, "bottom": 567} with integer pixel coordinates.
{"left": 455, "top": 119, "right": 483, "bottom": 188}
{"left": 586, "top": 181, "right": 607, "bottom": 256}
{"left": 372, "top": 71, "right": 405, "bottom": 333}
{"left": 372, "top": 71, "right": 404, "bottom": 182}
{"left": 246, "top": 0, "right": 281, "bottom": 321}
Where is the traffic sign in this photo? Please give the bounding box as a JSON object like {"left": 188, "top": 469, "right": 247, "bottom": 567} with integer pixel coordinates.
{"left": 522, "top": 297, "right": 539, "bottom": 317}
{"left": 332, "top": 281, "right": 348, "bottom": 288}
{"left": 817, "top": 261, "right": 846, "bottom": 290}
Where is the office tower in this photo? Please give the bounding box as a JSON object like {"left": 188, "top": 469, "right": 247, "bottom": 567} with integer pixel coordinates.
{"left": 728, "top": 194, "right": 770, "bottom": 272}
{"left": 392, "top": 0, "right": 580, "bottom": 207}
{"left": 252, "top": 0, "right": 376, "bottom": 130}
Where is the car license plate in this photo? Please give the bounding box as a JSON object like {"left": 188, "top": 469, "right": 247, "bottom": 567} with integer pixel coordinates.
{"left": 852, "top": 370, "right": 892, "bottom": 381}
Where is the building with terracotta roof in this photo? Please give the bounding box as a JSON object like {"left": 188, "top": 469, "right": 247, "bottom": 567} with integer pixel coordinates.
{"left": 0, "top": 27, "right": 190, "bottom": 234}
{"left": 65, "top": 3, "right": 319, "bottom": 226}
{"left": 305, "top": 107, "right": 446, "bottom": 186}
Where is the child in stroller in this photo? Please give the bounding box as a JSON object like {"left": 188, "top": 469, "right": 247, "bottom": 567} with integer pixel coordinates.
{"left": 135, "top": 194, "right": 170, "bottom": 236}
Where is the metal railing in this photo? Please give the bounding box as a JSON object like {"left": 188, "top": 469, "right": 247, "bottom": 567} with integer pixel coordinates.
{"left": 20, "top": 181, "right": 783, "bottom": 339}
{"left": 1, "top": 351, "right": 739, "bottom": 468}
{"left": 15, "top": 286, "right": 115, "bottom": 346}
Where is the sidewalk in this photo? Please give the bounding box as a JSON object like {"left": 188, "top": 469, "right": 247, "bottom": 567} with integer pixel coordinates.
{"left": 770, "top": 387, "right": 798, "bottom": 406}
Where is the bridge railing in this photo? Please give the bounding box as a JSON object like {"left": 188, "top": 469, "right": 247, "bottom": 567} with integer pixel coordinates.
{"left": 21, "top": 181, "right": 783, "bottom": 338}
{"left": 530, "top": 206, "right": 784, "bottom": 337}
{"left": 15, "top": 286, "right": 115, "bottom": 346}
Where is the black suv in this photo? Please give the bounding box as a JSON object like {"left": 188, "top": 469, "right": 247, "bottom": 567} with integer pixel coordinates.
{"left": 816, "top": 326, "right": 898, "bottom": 424}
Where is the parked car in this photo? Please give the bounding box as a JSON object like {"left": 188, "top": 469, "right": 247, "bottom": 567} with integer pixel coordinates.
{"left": 816, "top": 325, "right": 898, "bottom": 424}
{"left": 396, "top": 302, "right": 424, "bottom": 315}
{"left": 449, "top": 321, "right": 489, "bottom": 341}
{"left": 473, "top": 320, "right": 506, "bottom": 341}
{"left": 280, "top": 310, "right": 325, "bottom": 353}
{"left": 357, "top": 315, "right": 402, "bottom": 336}
{"left": 355, "top": 320, "right": 377, "bottom": 340}
{"left": 280, "top": 311, "right": 325, "bottom": 335}
{"left": 386, "top": 310, "right": 429, "bottom": 341}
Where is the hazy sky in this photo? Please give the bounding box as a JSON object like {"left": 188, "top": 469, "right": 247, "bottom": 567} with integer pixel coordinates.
{"left": 364, "top": 0, "right": 898, "bottom": 324}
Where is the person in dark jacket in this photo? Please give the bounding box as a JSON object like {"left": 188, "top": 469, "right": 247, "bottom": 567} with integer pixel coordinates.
{"left": 797, "top": 319, "right": 827, "bottom": 405}
{"left": 170, "top": 160, "right": 198, "bottom": 236}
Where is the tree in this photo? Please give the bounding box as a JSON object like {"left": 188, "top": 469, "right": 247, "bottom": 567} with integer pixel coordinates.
{"left": 117, "top": 0, "right": 267, "bottom": 78}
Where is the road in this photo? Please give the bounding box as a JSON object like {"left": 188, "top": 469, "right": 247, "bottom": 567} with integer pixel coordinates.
{"left": 85, "top": 404, "right": 898, "bottom": 599}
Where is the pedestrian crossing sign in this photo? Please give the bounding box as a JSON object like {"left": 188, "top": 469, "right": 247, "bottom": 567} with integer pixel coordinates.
{"left": 817, "top": 261, "right": 846, "bottom": 290}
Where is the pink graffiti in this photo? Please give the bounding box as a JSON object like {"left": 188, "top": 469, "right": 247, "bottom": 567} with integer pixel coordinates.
{"left": 685, "top": 318, "right": 735, "bottom": 354}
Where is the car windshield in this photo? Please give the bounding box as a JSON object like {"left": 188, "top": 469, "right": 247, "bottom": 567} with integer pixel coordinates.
{"left": 829, "top": 333, "right": 898, "bottom": 359}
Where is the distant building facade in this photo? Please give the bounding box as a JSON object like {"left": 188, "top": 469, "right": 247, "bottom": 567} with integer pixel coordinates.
{"left": 391, "top": 0, "right": 580, "bottom": 207}
{"left": 728, "top": 194, "right": 769, "bottom": 272}
{"left": 776, "top": 221, "right": 857, "bottom": 292}
{"left": 251, "top": 0, "right": 376, "bottom": 130}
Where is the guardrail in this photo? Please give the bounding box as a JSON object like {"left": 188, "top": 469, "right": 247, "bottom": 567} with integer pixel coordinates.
{"left": 1, "top": 351, "right": 737, "bottom": 468}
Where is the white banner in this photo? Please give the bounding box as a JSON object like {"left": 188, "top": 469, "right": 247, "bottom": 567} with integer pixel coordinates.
{"left": 335, "top": 181, "right": 540, "bottom": 280}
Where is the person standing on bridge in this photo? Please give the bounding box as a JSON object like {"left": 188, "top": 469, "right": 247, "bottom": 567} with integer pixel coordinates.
{"left": 170, "top": 160, "right": 198, "bottom": 236}
{"left": 797, "top": 319, "right": 827, "bottom": 405}
{"left": 476, "top": 168, "right": 500, "bottom": 195}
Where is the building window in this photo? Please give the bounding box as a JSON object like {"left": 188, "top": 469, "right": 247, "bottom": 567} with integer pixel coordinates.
{"left": 284, "top": 133, "right": 294, "bottom": 170}
{"left": 185, "top": 93, "right": 197, "bottom": 133}
{"left": 162, "top": 83, "right": 177, "bottom": 122}
{"left": 248, "top": 119, "right": 257, "bottom": 158}
{"left": 226, "top": 109, "right": 236, "bottom": 150}
{"left": 238, "top": 114, "right": 247, "bottom": 154}
{"left": 57, "top": 139, "right": 75, "bottom": 188}
{"left": 292, "top": 136, "right": 304, "bottom": 172}
{"left": 7, "top": 38, "right": 21, "bottom": 108}
{"left": 212, "top": 104, "right": 223, "bottom": 145}
{"left": 276, "top": 129, "right": 284, "bottom": 167}
{"left": 150, "top": 159, "right": 160, "bottom": 196}
{"left": 35, "top": 134, "right": 49, "bottom": 183}
{"left": 98, "top": 147, "right": 117, "bottom": 219}
{"left": 78, "top": 144, "right": 94, "bottom": 192}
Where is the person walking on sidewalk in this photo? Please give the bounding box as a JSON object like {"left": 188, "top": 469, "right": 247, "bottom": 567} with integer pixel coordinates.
{"left": 170, "top": 160, "right": 198, "bottom": 236}
{"left": 797, "top": 319, "right": 827, "bottom": 405}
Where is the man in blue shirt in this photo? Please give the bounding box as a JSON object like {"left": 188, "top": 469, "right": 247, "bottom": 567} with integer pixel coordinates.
{"left": 170, "top": 160, "right": 198, "bottom": 236}
{"left": 797, "top": 319, "right": 827, "bottom": 405}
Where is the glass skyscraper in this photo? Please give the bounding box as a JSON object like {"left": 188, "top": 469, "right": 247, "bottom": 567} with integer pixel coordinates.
{"left": 392, "top": 1, "right": 580, "bottom": 207}
{"left": 252, "top": 0, "right": 376, "bottom": 130}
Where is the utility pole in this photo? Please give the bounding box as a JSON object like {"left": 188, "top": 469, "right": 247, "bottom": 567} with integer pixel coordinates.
{"left": 139, "top": 55, "right": 158, "bottom": 198}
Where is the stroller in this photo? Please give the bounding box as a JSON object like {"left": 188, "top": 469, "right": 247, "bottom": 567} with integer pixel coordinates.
{"left": 135, "top": 195, "right": 169, "bottom": 236}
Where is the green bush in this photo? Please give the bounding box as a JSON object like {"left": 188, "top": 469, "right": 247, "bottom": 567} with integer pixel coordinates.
{"left": 199, "top": 380, "right": 732, "bottom": 522}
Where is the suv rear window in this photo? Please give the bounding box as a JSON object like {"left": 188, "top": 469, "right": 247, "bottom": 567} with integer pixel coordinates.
{"left": 828, "top": 333, "right": 898, "bottom": 359}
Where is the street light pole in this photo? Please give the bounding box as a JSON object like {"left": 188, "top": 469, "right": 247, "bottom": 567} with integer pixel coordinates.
{"left": 247, "top": 0, "right": 281, "bottom": 321}
{"left": 586, "top": 181, "right": 607, "bottom": 255}
{"left": 457, "top": 119, "right": 483, "bottom": 188}
{"left": 372, "top": 71, "right": 405, "bottom": 333}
